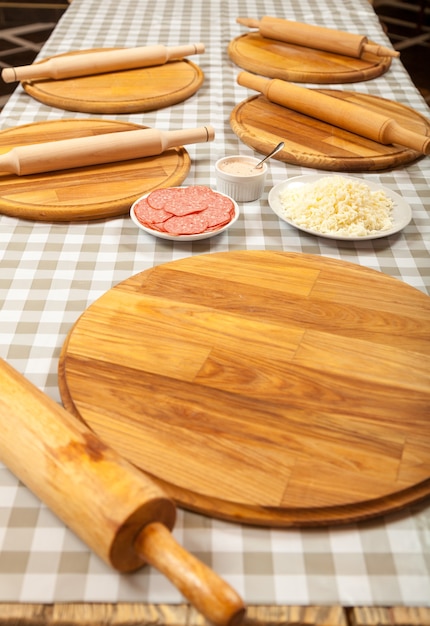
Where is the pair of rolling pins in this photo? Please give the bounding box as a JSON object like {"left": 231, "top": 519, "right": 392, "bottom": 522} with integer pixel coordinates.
{"left": 237, "top": 72, "right": 430, "bottom": 155}
{"left": 0, "top": 358, "right": 246, "bottom": 626}
{"left": 237, "top": 16, "right": 399, "bottom": 59}
{"left": 1, "top": 42, "right": 204, "bottom": 83}
{"left": 0, "top": 125, "right": 214, "bottom": 176}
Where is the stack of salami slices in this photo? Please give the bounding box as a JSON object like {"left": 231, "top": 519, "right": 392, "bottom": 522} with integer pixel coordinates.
{"left": 131, "top": 186, "right": 237, "bottom": 237}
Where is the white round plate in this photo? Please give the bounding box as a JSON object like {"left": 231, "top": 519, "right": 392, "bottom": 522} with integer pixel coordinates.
{"left": 268, "top": 174, "right": 412, "bottom": 241}
{"left": 130, "top": 188, "right": 239, "bottom": 241}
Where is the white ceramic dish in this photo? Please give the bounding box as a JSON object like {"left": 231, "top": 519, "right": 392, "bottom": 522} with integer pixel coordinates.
{"left": 268, "top": 174, "right": 412, "bottom": 241}
{"left": 215, "top": 155, "right": 267, "bottom": 202}
{"left": 130, "top": 187, "right": 239, "bottom": 241}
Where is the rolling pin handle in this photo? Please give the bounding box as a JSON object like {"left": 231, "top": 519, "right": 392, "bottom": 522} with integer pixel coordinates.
{"left": 0, "top": 149, "right": 19, "bottom": 174}
{"left": 161, "top": 125, "right": 215, "bottom": 152}
{"left": 135, "top": 522, "right": 246, "bottom": 626}
{"left": 237, "top": 71, "right": 268, "bottom": 94}
{"left": 167, "top": 42, "right": 205, "bottom": 59}
{"left": 1, "top": 67, "right": 17, "bottom": 83}
{"left": 385, "top": 120, "right": 430, "bottom": 154}
{"left": 362, "top": 42, "right": 400, "bottom": 58}
{"left": 236, "top": 17, "right": 260, "bottom": 28}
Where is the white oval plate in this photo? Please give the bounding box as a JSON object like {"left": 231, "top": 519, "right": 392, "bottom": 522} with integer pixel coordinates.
{"left": 268, "top": 174, "right": 412, "bottom": 241}
{"left": 130, "top": 188, "right": 239, "bottom": 241}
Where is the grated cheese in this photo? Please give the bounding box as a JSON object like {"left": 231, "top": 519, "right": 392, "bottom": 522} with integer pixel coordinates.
{"left": 279, "top": 175, "right": 394, "bottom": 237}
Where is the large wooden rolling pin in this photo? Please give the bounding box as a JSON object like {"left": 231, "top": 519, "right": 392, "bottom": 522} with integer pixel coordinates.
{"left": 237, "top": 16, "right": 399, "bottom": 58}
{"left": 0, "top": 358, "right": 246, "bottom": 626}
{"left": 1, "top": 43, "right": 205, "bottom": 83}
{"left": 237, "top": 72, "right": 430, "bottom": 155}
{"left": 0, "top": 125, "right": 215, "bottom": 176}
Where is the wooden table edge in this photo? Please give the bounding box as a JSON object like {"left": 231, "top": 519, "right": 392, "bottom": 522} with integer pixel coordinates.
{"left": 1, "top": 603, "right": 429, "bottom": 625}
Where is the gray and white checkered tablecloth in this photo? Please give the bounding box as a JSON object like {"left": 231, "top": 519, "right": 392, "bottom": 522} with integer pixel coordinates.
{"left": 0, "top": 0, "right": 429, "bottom": 608}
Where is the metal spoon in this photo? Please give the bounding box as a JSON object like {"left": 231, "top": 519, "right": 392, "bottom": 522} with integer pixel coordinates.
{"left": 254, "top": 141, "right": 284, "bottom": 169}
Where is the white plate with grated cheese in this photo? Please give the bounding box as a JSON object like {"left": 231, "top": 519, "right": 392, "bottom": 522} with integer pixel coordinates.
{"left": 268, "top": 174, "right": 412, "bottom": 240}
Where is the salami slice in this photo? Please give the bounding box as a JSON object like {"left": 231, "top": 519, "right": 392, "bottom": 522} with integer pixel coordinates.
{"left": 185, "top": 185, "right": 215, "bottom": 200}
{"left": 207, "top": 192, "right": 235, "bottom": 213}
{"left": 167, "top": 199, "right": 208, "bottom": 216}
{"left": 204, "top": 205, "right": 232, "bottom": 228}
{"left": 146, "top": 188, "right": 171, "bottom": 210}
{"left": 134, "top": 197, "right": 171, "bottom": 225}
{"left": 163, "top": 213, "right": 209, "bottom": 235}
{"left": 163, "top": 187, "right": 208, "bottom": 216}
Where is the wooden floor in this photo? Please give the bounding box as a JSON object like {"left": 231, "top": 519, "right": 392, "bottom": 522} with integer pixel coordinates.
{"left": 1, "top": 603, "right": 430, "bottom": 626}
{"left": 0, "top": 0, "right": 429, "bottom": 109}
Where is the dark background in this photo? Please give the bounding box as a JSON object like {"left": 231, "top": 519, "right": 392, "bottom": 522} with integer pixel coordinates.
{"left": 0, "top": 0, "right": 68, "bottom": 108}
{"left": 373, "top": 0, "right": 430, "bottom": 105}
{"left": 0, "top": 0, "right": 429, "bottom": 110}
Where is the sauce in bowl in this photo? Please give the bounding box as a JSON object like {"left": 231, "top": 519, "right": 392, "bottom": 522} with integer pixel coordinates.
{"left": 218, "top": 158, "right": 258, "bottom": 176}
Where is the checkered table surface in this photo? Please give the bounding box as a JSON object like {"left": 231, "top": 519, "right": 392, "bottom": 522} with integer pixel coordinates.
{"left": 0, "top": 0, "right": 429, "bottom": 608}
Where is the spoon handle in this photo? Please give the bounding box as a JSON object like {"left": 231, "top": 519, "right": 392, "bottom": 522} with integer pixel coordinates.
{"left": 255, "top": 141, "right": 284, "bottom": 168}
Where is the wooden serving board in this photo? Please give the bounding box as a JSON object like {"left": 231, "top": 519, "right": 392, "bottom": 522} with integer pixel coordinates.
{"left": 228, "top": 33, "right": 392, "bottom": 83}
{"left": 231, "top": 91, "right": 430, "bottom": 171}
{"left": 22, "top": 50, "right": 204, "bottom": 114}
{"left": 58, "top": 251, "right": 430, "bottom": 527}
{"left": 0, "top": 119, "right": 191, "bottom": 221}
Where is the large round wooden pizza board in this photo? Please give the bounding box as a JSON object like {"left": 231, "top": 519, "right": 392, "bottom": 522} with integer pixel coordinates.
{"left": 0, "top": 119, "right": 191, "bottom": 221}
{"left": 58, "top": 250, "right": 430, "bottom": 527}
{"left": 228, "top": 33, "right": 392, "bottom": 83}
{"left": 22, "top": 50, "right": 204, "bottom": 114}
{"left": 230, "top": 91, "right": 430, "bottom": 171}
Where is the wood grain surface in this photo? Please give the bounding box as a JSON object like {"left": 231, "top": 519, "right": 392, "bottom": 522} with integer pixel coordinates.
{"left": 0, "top": 603, "right": 347, "bottom": 625}
{"left": 22, "top": 50, "right": 204, "bottom": 114}
{"left": 1, "top": 603, "right": 429, "bottom": 626}
{"left": 0, "top": 119, "right": 191, "bottom": 221}
{"left": 230, "top": 91, "right": 430, "bottom": 171}
{"left": 228, "top": 33, "right": 392, "bottom": 83}
{"left": 58, "top": 251, "right": 430, "bottom": 527}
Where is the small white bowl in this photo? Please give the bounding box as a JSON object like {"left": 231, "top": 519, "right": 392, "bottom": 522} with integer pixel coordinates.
{"left": 215, "top": 155, "right": 267, "bottom": 202}
{"left": 130, "top": 187, "right": 239, "bottom": 241}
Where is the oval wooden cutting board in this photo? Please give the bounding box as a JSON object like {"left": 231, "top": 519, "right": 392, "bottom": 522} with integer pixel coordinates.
{"left": 58, "top": 251, "right": 430, "bottom": 527}
{"left": 230, "top": 91, "right": 430, "bottom": 171}
{"left": 0, "top": 119, "right": 191, "bottom": 221}
{"left": 228, "top": 33, "right": 392, "bottom": 83}
{"left": 23, "top": 50, "right": 204, "bottom": 114}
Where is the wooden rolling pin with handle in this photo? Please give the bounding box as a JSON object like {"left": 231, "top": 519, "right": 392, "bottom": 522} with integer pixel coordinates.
{"left": 237, "top": 16, "right": 399, "bottom": 58}
{"left": 0, "top": 125, "right": 215, "bottom": 176}
{"left": 237, "top": 72, "right": 430, "bottom": 155}
{"left": 0, "top": 358, "right": 246, "bottom": 626}
{"left": 1, "top": 43, "right": 205, "bottom": 83}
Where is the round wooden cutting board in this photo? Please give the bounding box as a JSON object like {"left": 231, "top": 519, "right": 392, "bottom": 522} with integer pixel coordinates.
{"left": 58, "top": 251, "right": 430, "bottom": 527}
{"left": 230, "top": 91, "right": 430, "bottom": 171}
{"left": 23, "top": 50, "right": 204, "bottom": 114}
{"left": 0, "top": 119, "right": 191, "bottom": 221}
{"left": 228, "top": 33, "right": 392, "bottom": 83}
